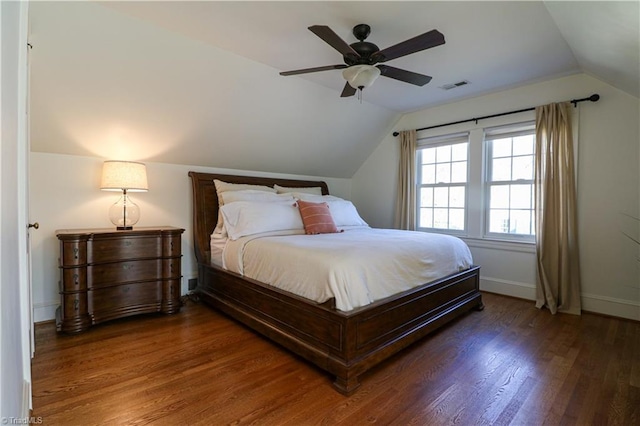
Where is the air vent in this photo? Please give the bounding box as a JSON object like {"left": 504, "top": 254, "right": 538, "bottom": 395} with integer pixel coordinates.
{"left": 440, "top": 80, "right": 470, "bottom": 90}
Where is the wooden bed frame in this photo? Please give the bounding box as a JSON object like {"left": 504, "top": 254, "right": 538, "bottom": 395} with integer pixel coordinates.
{"left": 189, "top": 171, "right": 483, "bottom": 395}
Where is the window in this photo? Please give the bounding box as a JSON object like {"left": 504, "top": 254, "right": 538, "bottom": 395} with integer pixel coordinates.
{"left": 416, "top": 133, "right": 469, "bottom": 232}
{"left": 484, "top": 123, "right": 535, "bottom": 240}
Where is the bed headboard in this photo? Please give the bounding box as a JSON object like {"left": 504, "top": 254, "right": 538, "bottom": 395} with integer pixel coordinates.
{"left": 188, "top": 172, "right": 330, "bottom": 264}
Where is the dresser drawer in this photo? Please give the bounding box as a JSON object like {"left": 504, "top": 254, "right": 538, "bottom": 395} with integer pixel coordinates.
{"left": 88, "top": 235, "right": 162, "bottom": 263}
{"left": 163, "top": 258, "right": 182, "bottom": 279}
{"left": 60, "top": 240, "right": 87, "bottom": 266}
{"left": 89, "top": 259, "right": 161, "bottom": 287}
{"left": 90, "top": 282, "right": 162, "bottom": 314}
{"left": 162, "top": 235, "right": 181, "bottom": 257}
{"left": 62, "top": 268, "right": 87, "bottom": 292}
{"left": 61, "top": 292, "right": 89, "bottom": 319}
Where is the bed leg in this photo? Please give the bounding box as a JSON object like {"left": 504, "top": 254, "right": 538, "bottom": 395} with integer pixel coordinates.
{"left": 333, "top": 374, "right": 360, "bottom": 396}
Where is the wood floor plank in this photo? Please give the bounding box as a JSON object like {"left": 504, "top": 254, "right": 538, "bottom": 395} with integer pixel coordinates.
{"left": 31, "top": 293, "right": 640, "bottom": 425}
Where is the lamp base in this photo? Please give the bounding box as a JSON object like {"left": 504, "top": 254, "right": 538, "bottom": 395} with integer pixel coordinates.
{"left": 117, "top": 226, "right": 133, "bottom": 231}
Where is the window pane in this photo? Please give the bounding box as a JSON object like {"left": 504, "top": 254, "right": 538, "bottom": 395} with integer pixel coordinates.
{"left": 422, "top": 147, "right": 436, "bottom": 164}
{"left": 484, "top": 125, "right": 535, "bottom": 239}
{"left": 450, "top": 186, "right": 465, "bottom": 208}
{"left": 433, "top": 208, "right": 448, "bottom": 229}
{"left": 513, "top": 135, "right": 534, "bottom": 156}
{"left": 489, "top": 209, "right": 510, "bottom": 233}
{"left": 492, "top": 138, "right": 511, "bottom": 158}
{"left": 512, "top": 155, "right": 533, "bottom": 180}
{"left": 449, "top": 209, "right": 465, "bottom": 230}
{"left": 511, "top": 184, "right": 532, "bottom": 209}
{"left": 490, "top": 185, "right": 509, "bottom": 209}
{"left": 436, "top": 145, "right": 451, "bottom": 162}
{"left": 491, "top": 158, "right": 512, "bottom": 181}
{"left": 451, "top": 143, "right": 468, "bottom": 161}
{"left": 434, "top": 187, "right": 449, "bottom": 207}
{"left": 416, "top": 137, "right": 469, "bottom": 233}
{"left": 436, "top": 163, "right": 451, "bottom": 183}
{"left": 451, "top": 161, "right": 467, "bottom": 183}
{"left": 419, "top": 208, "right": 433, "bottom": 228}
{"left": 511, "top": 210, "right": 532, "bottom": 234}
{"left": 422, "top": 164, "right": 436, "bottom": 184}
{"left": 420, "top": 187, "right": 433, "bottom": 207}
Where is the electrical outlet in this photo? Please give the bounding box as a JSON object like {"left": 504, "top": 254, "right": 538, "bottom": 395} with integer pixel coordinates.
{"left": 188, "top": 278, "right": 198, "bottom": 291}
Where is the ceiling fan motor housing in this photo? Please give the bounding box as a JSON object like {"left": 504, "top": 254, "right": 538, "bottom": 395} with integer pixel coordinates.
{"left": 346, "top": 42, "right": 380, "bottom": 65}
{"left": 345, "top": 24, "right": 381, "bottom": 65}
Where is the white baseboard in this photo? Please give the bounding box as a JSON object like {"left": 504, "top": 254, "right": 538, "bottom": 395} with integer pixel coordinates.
{"left": 480, "top": 276, "right": 640, "bottom": 321}
{"left": 33, "top": 300, "right": 58, "bottom": 323}
{"left": 480, "top": 276, "right": 536, "bottom": 300}
{"left": 582, "top": 293, "right": 640, "bottom": 321}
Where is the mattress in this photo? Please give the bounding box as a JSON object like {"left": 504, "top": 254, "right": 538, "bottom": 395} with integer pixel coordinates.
{"left": 218, "top": 227, "right": 473, "bottom": 311}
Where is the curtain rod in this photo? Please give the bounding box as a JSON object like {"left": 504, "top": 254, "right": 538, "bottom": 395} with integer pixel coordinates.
{"left": 392, "top": 93, "right": 600, "bottom": 137}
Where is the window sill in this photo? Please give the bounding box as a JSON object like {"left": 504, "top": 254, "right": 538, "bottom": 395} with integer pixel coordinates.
{"left": 461, "top": 237, "right": 536, "bottom": 254}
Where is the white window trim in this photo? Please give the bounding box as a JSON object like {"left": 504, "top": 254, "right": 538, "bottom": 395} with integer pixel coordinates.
{"left": 415, "top": 132, "right": 470, "bottom": 235}
{"left": 483, "top": 121, "right": 536, "bottom": 242}
{"left": 414, "top": 111, "right": 544, "bottom": 249}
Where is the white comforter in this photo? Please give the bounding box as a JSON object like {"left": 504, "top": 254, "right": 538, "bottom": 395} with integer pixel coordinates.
{"left": 222, "top": 227, "right": 473, "bottom": 312}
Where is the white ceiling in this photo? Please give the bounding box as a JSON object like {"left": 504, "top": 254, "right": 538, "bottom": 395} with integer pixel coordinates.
{"left": 100, "top": 1, "right": 639, "bottom": 112}
{"left": 28, "top": 1, "right": 639, "bottom": 178}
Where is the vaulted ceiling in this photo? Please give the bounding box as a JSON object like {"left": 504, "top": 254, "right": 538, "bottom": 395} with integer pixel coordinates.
{"left": 29, "top": 1, "right": 639, "bottom": 178}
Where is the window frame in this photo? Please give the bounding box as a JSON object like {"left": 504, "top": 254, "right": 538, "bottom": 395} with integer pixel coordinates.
{"left": 483, "top": 122, "right": 536, "bottom": 243}
{"left": 415, "top": 132, "right": 470, "bottom": 236}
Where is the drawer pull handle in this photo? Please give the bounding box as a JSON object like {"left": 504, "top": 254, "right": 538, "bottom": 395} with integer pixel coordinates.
{"left": 74, "top": 299, "right": 79, "bottom": 311}
{"left": 125, "top": 241, "right": 132, "bottom": 247}
{"left": 122, "top": 264, "right": 132, "bottom": 270}
{"left": 73, "top": 273, "right": 79, "bottom": 286}
{"left": 73, "top": 248, "right": 79, "bottom": 259}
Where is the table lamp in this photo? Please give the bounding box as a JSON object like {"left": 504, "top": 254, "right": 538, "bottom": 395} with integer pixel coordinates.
{"left": 100, "top": 160, "right": 148, "bottom": 230}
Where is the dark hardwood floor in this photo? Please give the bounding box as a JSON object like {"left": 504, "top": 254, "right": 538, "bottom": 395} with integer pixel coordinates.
{"left": 32, "top": 293, "right": 639, "bottom": 425}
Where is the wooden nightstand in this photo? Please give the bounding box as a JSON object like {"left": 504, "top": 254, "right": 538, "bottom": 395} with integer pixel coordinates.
{"left": 56, "top": 226, "right": 185, "bottom": 333}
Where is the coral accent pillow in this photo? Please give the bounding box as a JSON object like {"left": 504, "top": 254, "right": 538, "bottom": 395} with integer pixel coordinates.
{"left": 296, "top": 200, "right": 339, "bottom": 235}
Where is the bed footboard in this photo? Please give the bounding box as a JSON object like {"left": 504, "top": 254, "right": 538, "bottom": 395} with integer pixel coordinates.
{"left": 197, "top": 261, "right": 481, "bottom": 395}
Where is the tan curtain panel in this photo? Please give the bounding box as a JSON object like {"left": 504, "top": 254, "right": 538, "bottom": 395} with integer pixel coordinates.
{"left": 534, "top": 102, "right": 581, "bottom": 315}
{"left": 394, "top": 129, "right": 417, "bottom": 230}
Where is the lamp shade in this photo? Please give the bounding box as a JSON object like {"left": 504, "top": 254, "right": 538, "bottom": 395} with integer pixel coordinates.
{"left": 342, "top": 65, "right": 381, "bottom": 90}
{"left": 100, "top": 161, "right": 148, "bottom": 192}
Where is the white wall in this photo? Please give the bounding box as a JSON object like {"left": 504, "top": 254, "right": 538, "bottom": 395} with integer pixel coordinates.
{"left": 352, "top": 73, "right": 640, "bottom": 320}
{"left": 29, "top": 153, "right": 352, "bottom": 322}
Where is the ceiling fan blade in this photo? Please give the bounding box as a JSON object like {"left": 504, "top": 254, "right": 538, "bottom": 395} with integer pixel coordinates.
{"left": 378, "top": 65, "right": 432, "bottom": 86}
{"left": 308, "top": 25, "right": 360, "bottom": 58}
{"left": 340, "top": 82, "right": 357, "bottom": 98}
{"left": 372, "top": 29, "right": 445, "bottom": 63}
{"left": 280, "top": 64, "right": 347, "bottom": 76}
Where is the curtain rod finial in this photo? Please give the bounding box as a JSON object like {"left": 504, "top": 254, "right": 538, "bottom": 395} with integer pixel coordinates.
{"left": 393, "top": 131, "right": 399, "bottom": 137}
{"left": 589, "top": 94, "right": 600, "bottom": 102}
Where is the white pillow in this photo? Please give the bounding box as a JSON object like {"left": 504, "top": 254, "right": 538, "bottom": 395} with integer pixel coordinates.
{"left": 294, "top": 193, "right": 344, "bottom": 202}
{"left": 274, "top": 184, "right": 323, "bottom": 195}
{"left": 220, "top": 201, "right": 304, "bottom": 240}
{"left": 327, "top": 200, "right": 369, "bottom": 227}
{"left": 221, "top": 190, "right": 294, "bottom": 205}
{"left": 213, "top": 180, "right": 277, "bottom": 236}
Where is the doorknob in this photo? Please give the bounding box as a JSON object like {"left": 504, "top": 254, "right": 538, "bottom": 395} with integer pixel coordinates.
{"left": 28, "top": 222, "right": 39, "bottom": 229}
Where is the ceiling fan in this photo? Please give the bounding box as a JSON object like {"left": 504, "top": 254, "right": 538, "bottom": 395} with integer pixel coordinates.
{"left": 280, "top": 24, "right": 445, "bottom": 98}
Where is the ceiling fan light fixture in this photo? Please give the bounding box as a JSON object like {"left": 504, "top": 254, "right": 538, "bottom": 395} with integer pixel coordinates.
{"left": 342, "top": 65, "right": 381, "bottom": 90}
